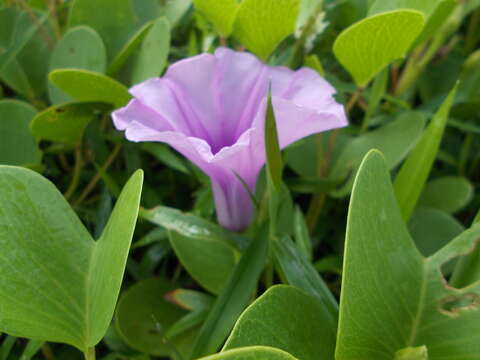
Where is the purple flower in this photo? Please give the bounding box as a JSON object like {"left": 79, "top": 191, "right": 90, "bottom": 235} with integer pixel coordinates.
{"left": 112, "top": 48, "right": 347, "bottom": 231}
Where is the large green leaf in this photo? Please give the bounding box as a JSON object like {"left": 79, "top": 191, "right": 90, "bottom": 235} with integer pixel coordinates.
{"left": 394, "top": 86, "right": 457, "bottom": 221}
{"left": 49, "top": 69, "right": 131, "bottom": 108}
{"left": 115, "top": 278, "right": 195, "bottom": 358}
{"left": 131, "top": 17, "right": 170, "bottom": 85}
{"left": 329, "top": 111, "right": 426, "bottom": 197}
{"left": 48, "top": 26, "right": 107, "bottom": 104}
{"left": 67, "top": 0, "right": 137, "bottom": 59}
{"left": 224, "top": 285, "right": 335, "bottom": 360}
{"left": 233, "top": 0, "right": 300, "bottom": 60}
{"left": 0, "top": 100, "right": 41, "bottom": 166}
{"left": 31, "top": 102, "right": 110, "bottom": 145}
{"left": 333, "top": 10, "right": 425, "bottom": 86}
{"left": 140, "top": 206, "right": 244, "bottom": 294}
{"left": 193, "top": 0, "right": 239, "bottom": 36}
{"left": 0, "top": 167, "right": 143, "bottom": 352}
{"left": 336, "top": 150, "right": 480, "bottom": 359}
{"left": 199, "top": 346, "right": 297, "bottom": 360}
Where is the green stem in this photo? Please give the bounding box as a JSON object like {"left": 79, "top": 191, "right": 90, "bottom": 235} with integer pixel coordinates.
{"left": 84, "top": 347, "right": 95, "bottom": 360}
{"left": 64, "top": 145, "right": 83, "bottom": 200}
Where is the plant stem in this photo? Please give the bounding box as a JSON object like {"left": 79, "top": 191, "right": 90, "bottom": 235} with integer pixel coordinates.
{"left": 64, "top": 145, "right": 83, "bottom": 200}
{"left": 73, "top": 143, "right": 122, "bottom": 206}
{"left": 84, "top": 347, "right": 95, "bottom": 360}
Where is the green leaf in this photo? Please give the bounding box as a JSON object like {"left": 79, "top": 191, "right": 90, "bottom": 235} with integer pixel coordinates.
{"left": 224, "top": 285, "right": 335, "bottom": 360}
{"left": 395, "top": 346, "right": 429, "bottom": 360}
{"left": 273, "top": 236, "right": 338, "bottom": 322}
{"left": 140, "top": 206, "right": 246, "bottom": 251}
{"left": 115, "top": 278, "right": 195, "bottom": 358}
{"left": 293, "top": 207, "right": 312, "bottom": 261}
{"left": 133, "top": 0, "right": 193, "bottom": 28}
{"left": 265, "top": 91, "right": 283, "bottom": 191}
{"left": 193, "top": 0, "right": 239, "bottom": 36}
{"left": 418, "top": 176, "right": 473, "bottom": 214}
{"left": 409, "top": 207, "right": 464, "bottom": 257}
{"left": 394, "top": 85, "right": 458, "bottom": 221}
{"left": 141, "top": 143, "right": 189, "bottom": 174}
{"left": 0, "top": 167, "right": 143, "bottom": 352}
{"left": 0, "top": 100, "right": 41, "bottom": 166}
{"left": 333, "top": 10, "right": 425, "bottom": 86}
{"left": 131, "top": 17, "right": 170, "bottom": 85}
{"left": 140, "top": 206, "right": 244, "bottom": 294}
{"left": 49, "top": 69, "right": 131, "bottom": 108}
{"left": 0, "top": 11, "right": 48, "bottom": 72}
{"left": 191, "top": 234, "right": 268, "bottom": 358}
{"left": 0, "top": 9, "right": 53, "bottom": 98}
{"left": 19, "top": 339, "right": 44, "bottom": 360}
{"left": 233, "top": 0, "right": 300, "bottom": 60}
{"left": 336, "top": 150, "right": 480, "bottom": 359}
{"left": 107, "top": 21, "right": 153, "bottom": 77}
{"left": 329, "top": 111, "right": 426, "bottom": 197}
{"left": 199, "top": 346, "right": 298, "bottom": 360}
{"left": 67, "top": 0, "right": 137, "bottom": 59}
{"left": 48, "top": 26, "right": 107, "bottom": 104}
{"left": 31, "top": 102, "right": 110, "bottom": 145}
{"left": 168, "top": 230, "right": 238, "bottom": 295}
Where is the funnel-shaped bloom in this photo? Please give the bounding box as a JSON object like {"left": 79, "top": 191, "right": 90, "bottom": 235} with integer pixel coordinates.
{"left": 113, "top": 48, "right": 347, "bottom": 231}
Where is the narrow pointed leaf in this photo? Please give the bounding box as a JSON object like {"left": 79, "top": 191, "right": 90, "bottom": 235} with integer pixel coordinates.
{"left": 394, "top": 85, "right": 458, "bottom": 221}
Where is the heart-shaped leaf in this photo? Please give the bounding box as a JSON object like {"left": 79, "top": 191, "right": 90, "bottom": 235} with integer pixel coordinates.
{"left": 233, "top": 0, "right": 300, "bottom": 60}
{"left": 333, "top": 10, "right": 425, "bottom": 86}
{"left": 0, "top": 166, "right": 143, "bottom": 352}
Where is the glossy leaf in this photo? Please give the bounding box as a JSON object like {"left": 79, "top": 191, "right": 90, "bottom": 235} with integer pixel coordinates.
{"left": 0, "top": 100, "right": 41, "bottom": 166}
{"left": 333, "top": 10, "right": 425, "bottom": 86}
{"left": 336, "top": 150, "right": 480, "bottom": 359}
{"left": 48, "top": 26, "right": 107, "bottom": 104}
{"left": 131, "top": 17, "right": 170, "bottom": 85}
{"left": 233, "top": 0, "right": 300, "bottom": 60}
{"left": 224, "top": 285, "right": 335, "bottom": 360}
{"left": 49, "top": 69, "right": 131, "bottom": 108}
{"left": 31, "top": 102, "right": 110, "bottom": 145}
{"left": 193, "top": 0, "right": 239, "bottom": 36}
{"left": 394, "top": 85, "right": 458, "bottom": 221}
{"left": 0, "top": 167, "right": 143, "bottom": 352}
